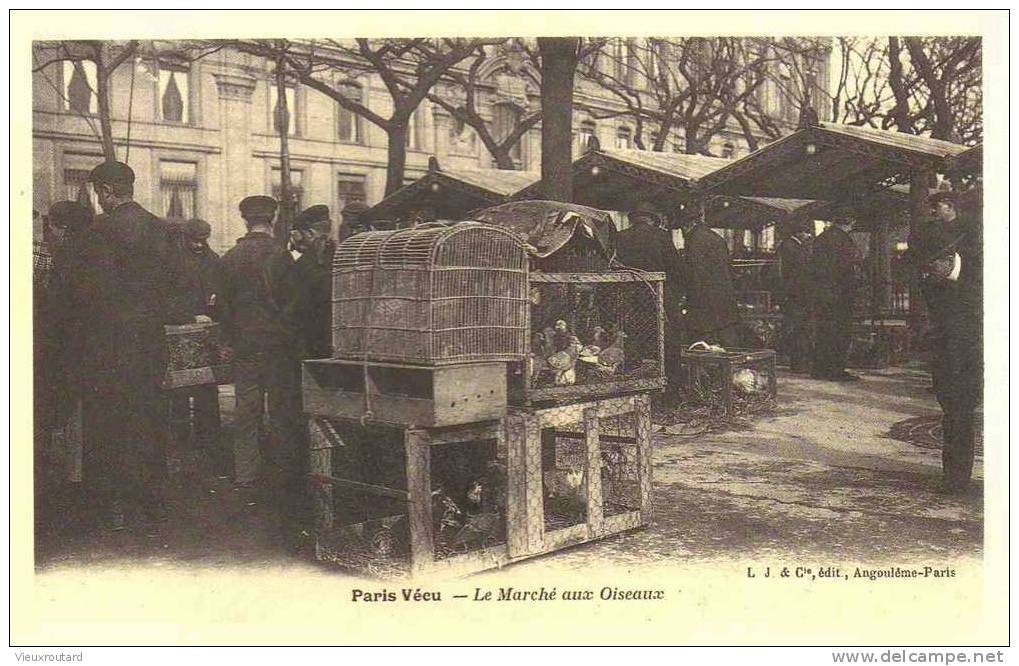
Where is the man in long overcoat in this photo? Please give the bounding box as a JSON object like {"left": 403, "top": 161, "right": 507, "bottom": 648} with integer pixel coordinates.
{"left": 809, "top": 217, "right": 860, "bottom": 381}
{"left": 679, "top": 216, "right": 742, "bottom": 348}
{"left": 777, "top": 221, "right": 814, "bottom": 372}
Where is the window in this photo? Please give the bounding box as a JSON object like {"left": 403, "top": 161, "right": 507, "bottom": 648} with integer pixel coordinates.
{"left": 615, "top": 126, "right": 632, "bottom": 150}
{"left": 271, "top": 168, "right": 304, "bottom": 212}
{"left": 575, "top": 120, "right": 597, "bottom": 155}
{"left": 158, "top": 66, "right": 189, "bottom": 123}
{"left": 492, "top": 103, "right": 523, "bottom": 165}
{"left": 270, "top": 84, "right": 297, "bottom": 136}
{"left": 63, "top": 168, "right": 100, "bottom": 213}
{"left": 337, "top": 82, "right": 362, "bottom": 143}
{"left": 63, "top": 60, "right": 98, "bottom": 115}
{"left": 159, "top": 160, "right": 197, "bottom": 220}
{"left": 337, "top": 175, "right": 367, "bottom": 217}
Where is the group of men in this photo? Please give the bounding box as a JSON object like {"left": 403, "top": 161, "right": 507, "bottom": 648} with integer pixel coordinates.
{"left": 37, "top": 159, "right": 369, "bottom": 535}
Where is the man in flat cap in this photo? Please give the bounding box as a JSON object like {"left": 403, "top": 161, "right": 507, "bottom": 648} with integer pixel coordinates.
{"left": 169, "top": 218, "right": 227, "bottom": 472}
{"left": 809, "top": 215, "right": 860, "bottom": 382}
{"left": 777, "top": 219, "right": 814, "bottom": 373}
{"left": 678, "top": 206, "right": 742, "bottom": 348}
{"left": 615, "top": 201, "right": 686, "bottom": 394}
{"left": 906, "top": 190, "right": 982, "bottom": 493}
{"left": 292, "top": 204, "right": 336, "bottom": 359}
{"left": 220, "top": 196, "right": 304, "bottom": 521}
{"left": 81, "top": 160, "right": 193, "bottom": 531}
{"left": 338, "top": 200, "right": 370, "bottom": 241}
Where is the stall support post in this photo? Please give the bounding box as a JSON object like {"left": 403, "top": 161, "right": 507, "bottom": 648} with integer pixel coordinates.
{"left": 404, "top": 429, "right": 434, "bottom": 575}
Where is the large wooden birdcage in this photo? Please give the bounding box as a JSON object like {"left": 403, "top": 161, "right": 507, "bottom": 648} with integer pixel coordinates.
{"left": 331, "top": 223, "right": 529, "bottom": 365}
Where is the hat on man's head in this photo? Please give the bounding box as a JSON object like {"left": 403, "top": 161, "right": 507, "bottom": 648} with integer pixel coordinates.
{"left": 88, "top": 161, "right": 135, "bottom": 186}
{"left": 927, "top": 190, "right": 960, "bottom": 208}
{"left": 184, "top": 218, "right": 212, "bottom": 240}
{"left": 48, "top": 201, "right": 93, "bottom": 232}
{"left": 239, "top": 195, "right": 278, "bottom": 220}
{"left": 341, "top": 201, "right": 369, "bottom": 218}
{"left": 294, "top": 204, "right": 331, "bottom": 231}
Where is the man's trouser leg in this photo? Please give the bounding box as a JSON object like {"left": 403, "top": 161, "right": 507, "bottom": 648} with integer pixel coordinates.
{"left": 122, "top": 379, "right": 170, "bottom": 511}
{"left": 941, "top": 403, "right": 975, "bottom": 489}
{"left": 233, "top": 355, "right": 265, "bottom": 485}
{"left": 266, "top": 352, "right": 306, "bottom": 522}
{"left": 812, "top": 317, "right": 833, "bottom": 377}
{"left": 169, "top": 391, "right": 192, "bottom": 450}
{"left": 192, "top": 384, "right": 222, "bottom": 448}
{"left": 830, "top": 314, "right": 853, "bottom": 376}
{"left": 82, "top": 381, "right": 124, "bottom": 515}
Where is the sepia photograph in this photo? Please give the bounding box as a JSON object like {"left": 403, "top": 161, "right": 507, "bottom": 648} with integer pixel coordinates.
{"left": 10, "top": 9, "right": 1008, "bottom": 651}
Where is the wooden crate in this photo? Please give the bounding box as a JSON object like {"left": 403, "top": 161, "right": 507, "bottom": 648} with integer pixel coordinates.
{"left": 307, "top": 393, "right": 654, "bottom": 579}
{"left": 302, "top": 358, "right": 507, "bottom": 428}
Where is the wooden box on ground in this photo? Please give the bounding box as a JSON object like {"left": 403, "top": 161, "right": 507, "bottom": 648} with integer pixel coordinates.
{"left": 679, "top": 348, "right": 777, "bottom": 417}
{"left": 302, "top": 358, "right": 507, "bottom": 428}
{"left": 163, "top": 322, "right": 232, "bottom": 389}
{"left": 307, "top": 393, "right": 653, "bottom": 579}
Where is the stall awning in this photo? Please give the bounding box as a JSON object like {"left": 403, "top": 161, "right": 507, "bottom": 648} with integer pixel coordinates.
{"left": 362, "top": 168, "right": 539, "bottom": 222}
{"left": 698, "top": 122, "right": 970, "bottom": 201}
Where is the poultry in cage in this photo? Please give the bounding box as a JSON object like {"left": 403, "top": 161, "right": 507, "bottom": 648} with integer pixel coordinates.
{"left": 547, "top": 336, "right": 583, "bottom": 385}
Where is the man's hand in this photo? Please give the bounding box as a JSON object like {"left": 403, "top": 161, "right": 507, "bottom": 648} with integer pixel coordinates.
{"left": 194, "top": 315, "right": 212, "bottom": 324}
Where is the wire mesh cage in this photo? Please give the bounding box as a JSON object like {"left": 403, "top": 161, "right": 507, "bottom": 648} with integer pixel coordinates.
{"left": 513, "top": 272, "right": 666, "bottom": 404}
{"left": 309, "top": 417, "right": 507, "bottom": 579}
{"left": 162, "top": 322, "right": 232, "bottom": 389}
{"left": 331, "top": 223, "right": 529, "bottom": 365}
{"left": 678, "top": 348, "right": 777, "bottom": 419}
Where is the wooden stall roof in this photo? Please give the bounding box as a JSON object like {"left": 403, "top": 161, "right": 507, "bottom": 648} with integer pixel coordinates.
{"left": 945, "top": 143, "right": 982, "bottom": 177}
{"left": 698, "top": 122, "right": 970, "bottom": 201}
{"left": 362, "top": 168, "right": 539, "bottom": 222}
{"left": 510, "top": 149, "right": 819, "bottom": 229}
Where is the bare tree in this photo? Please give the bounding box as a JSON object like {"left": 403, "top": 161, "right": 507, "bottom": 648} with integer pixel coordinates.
{"left": 32, "top": 40, "right": 141, "bottom": 160}
{"left": 580, "top": 37, "right": 823, "bottom": 155}
{"left": 229, "top": 38, "right": 503, "bottom": 195}
{"left": 536, "top": 37, "right": 582, "bottom": 201}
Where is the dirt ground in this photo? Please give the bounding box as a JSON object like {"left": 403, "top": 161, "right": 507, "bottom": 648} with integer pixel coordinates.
{"left": 34, "top": 365, "right": 983, "bottom": 577}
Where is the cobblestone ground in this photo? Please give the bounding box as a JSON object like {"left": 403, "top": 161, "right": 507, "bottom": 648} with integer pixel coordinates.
{"left": 34, "top": 366, "right": 982, "bottom": 576}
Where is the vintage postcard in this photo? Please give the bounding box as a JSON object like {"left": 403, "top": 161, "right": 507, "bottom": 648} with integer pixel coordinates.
{"left": 9, "top": 9, "right": 1009, "bottom": 649}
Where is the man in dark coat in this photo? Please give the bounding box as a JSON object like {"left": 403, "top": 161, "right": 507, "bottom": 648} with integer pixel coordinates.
{"left": 170, "top": 218, "right": 227, "bottom": 465}
{"left": 777, "top": 221, "right": 814, "bottom": 373}
{"left": 615, "top": 201, "right": 685, "bottom": 386}
{"left": 43, "top": 202, "right": 95, "bottom": 482}
{"left": 82, "top": 161, "right": 193, "bottom": 530}
{"left": 906, "top": 191, "right": 982, "bottom": 493}
{"left": 679, "top": 216, "right": 742, "bottom": 348}
{"left": 809, "top": 217, "right": 860, "bottom": 381}
{"left": 292, "top": 204, "right": 336, "bottom": 359}
{"left": 220, "top": 196, "right": 304, "bottom": 518}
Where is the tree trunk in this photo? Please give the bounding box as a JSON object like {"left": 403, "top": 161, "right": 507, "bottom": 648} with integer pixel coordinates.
{"left": 385, "top": 122, "right": 409, "bottom": 196}
{"left": 94, "top": 66, "right": 117, "bottom": 160}
{"left": 274, "top": 58, "right": 294, "bottom": 246}
{"left": 537, "top": 37, "right": 580, "bottom": 202}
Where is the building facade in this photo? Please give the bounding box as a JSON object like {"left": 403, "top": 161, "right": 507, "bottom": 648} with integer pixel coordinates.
{"left": 32, "top": 39, "right": 829, "bottom": 252}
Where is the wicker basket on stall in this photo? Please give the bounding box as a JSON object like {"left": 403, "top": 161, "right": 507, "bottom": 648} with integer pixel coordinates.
{"left": 331, "top": 223, "right": 529, "bottom": 365}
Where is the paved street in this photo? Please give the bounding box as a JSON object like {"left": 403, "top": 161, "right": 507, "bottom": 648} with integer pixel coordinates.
{"left": 35, "top": 366, "right": 983, "bottom": 576}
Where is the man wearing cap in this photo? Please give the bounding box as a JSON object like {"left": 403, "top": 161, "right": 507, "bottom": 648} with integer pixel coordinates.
{"left": 678, "top": 212, "right": 742, "bottom": 348}
{"left": 809, "top": 216, "right": 860, "bottom": 382}
{"left": 338, "top": 201, "right": 370, "bottom": 241}
{"left": 82, "top": 160, "right": 193, "bottom": 531}
{"left": 777, "top": 220, "right": 814, "bottom": 373}
{"left": 170, "top": 219, "right": 227, "bottom": 469}
{"left": 220, "top": 196, "right": 304, "bottom": 518}
{"left": 906, "top": 190, "right": 982, "bottom": 493}
{"left": 292, "top": 204, "right": 336, "bottom": 359}
{"left": 615, "top": 201, "right": 686, "bottom": 391}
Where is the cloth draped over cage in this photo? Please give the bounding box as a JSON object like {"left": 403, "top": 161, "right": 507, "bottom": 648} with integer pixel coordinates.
{"left": 471, "top": 200, "right": 618, "bottom": 271}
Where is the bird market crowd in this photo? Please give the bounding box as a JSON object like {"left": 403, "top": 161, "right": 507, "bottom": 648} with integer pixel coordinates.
{"left": 32, "top": 159, "right": 983, "bottom": 545}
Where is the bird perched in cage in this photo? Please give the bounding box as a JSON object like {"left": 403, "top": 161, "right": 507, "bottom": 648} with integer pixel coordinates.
{"left": 451, "top": 512, "right": 501, "bottom": 548}
{"left": 528, "top": 332, "right": 550, "bottom": 384}
{"left": 591, "top": 326, "right": 610, "bottom": 349}
{"left": 431, "top": 488, "right": 463, "bottom": 536}
{"left": 547, "top": 336, "right": 582, "bottom": 385}
{"left": 552, "top": 319, "right": 574, "bottom": 351}
{"left": 583, "top": 330, "right": 626, "bottom": 375}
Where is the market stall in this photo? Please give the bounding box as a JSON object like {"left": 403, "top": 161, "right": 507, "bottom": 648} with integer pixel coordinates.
{"left": 361, "top": 160, "right": 538, "bottom": 227}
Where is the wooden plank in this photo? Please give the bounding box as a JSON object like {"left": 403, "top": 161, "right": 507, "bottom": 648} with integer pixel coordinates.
{"left": 529, "top": 272, "right": 665, "bottom": 283}
{"left": 523, "top": 414, "right": 545, "bottom": 553}
{"left": 542, "top": 523, "right": 590, "bottom": 552}
{"left": 505, "top": 415, "right": 529, "bottom": 558}
{"left": 417, "top": 421, "right": 504, "bottom": 446}
{"left": 635, "top": 394, "right": 653, "bottom": 523}
{"left": 601, "top": 510, "right": 644, "bottom": 536}
{"left": 308, "top": 418, "right": 334, "bottom": 531}
{"left": 308, "top": 473, "right": 411, "bottom": 502}
{"left": 404, "top": 430, "right": 434, "bottom": 575}
{"left": 417, "top": 545, "right": 511, "bottom": 579}
{"left": 584, "top": 407, "right": 603, "bottom": 534}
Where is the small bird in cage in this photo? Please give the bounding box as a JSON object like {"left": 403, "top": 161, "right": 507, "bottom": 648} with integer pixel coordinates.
{"left": 732, "top": 368, "right": 766, "bottom": 395}
{"left": 552, "top": 319, "right": 574, "bottom": 351}
{"left": 547, "top": 336, "right": 582, "bottom": 385}
{"left": 595, "top": 330, "right": 628, "bottom": 374}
